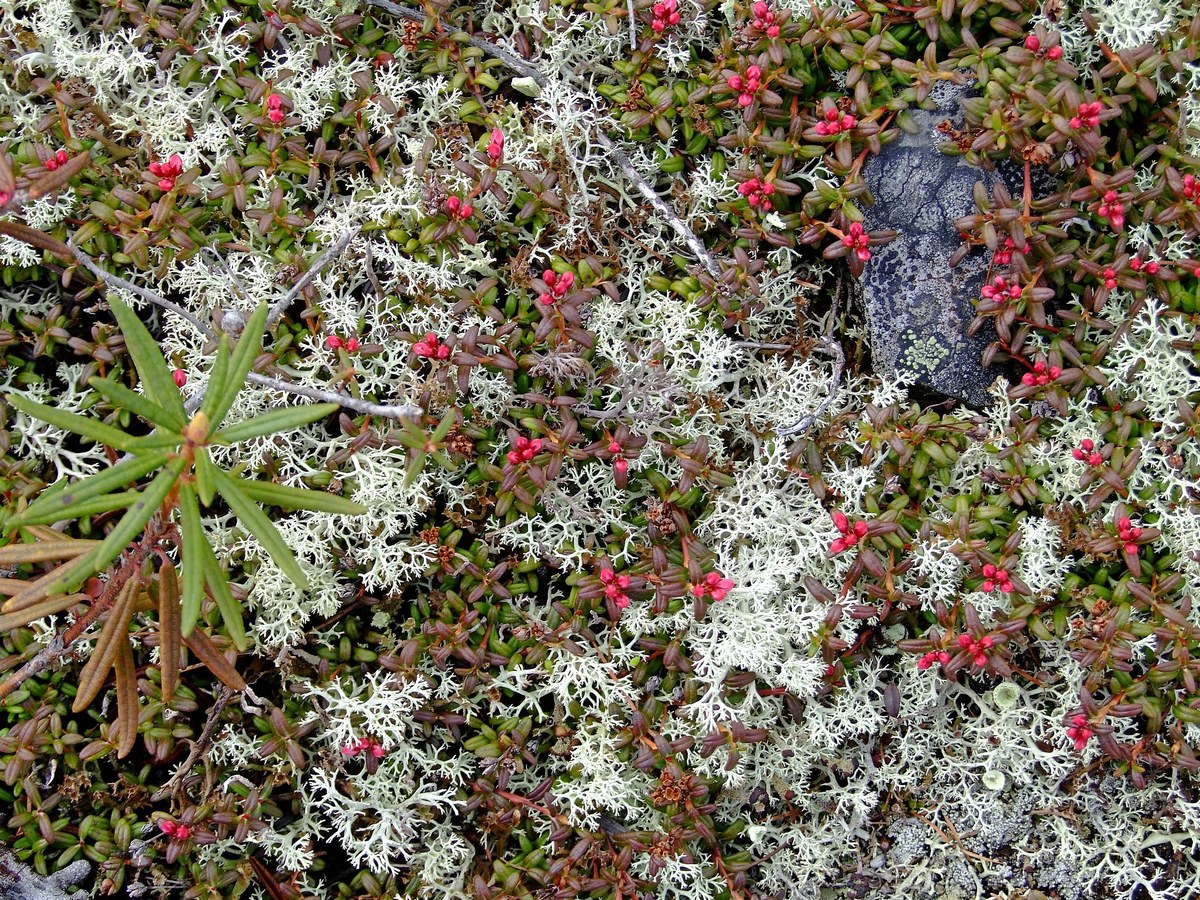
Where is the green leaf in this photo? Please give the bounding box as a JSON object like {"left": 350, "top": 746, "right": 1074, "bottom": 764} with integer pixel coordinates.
{"left": 82, "top": 457, "right": 187, "bottom": 586}
{"left": 194, "top": 448, "right": 217, "bottom": 508}
{"left": 178, "top": 483, "right": 205, "bottom": 639}
{"left": 214, "top": 403, "right": 337, "bottom": 444}
{"left": 87, "top": 376, "right": 180, "bottom": 430}
{"left": 206, "top": 302, "right": 269, "bottom": 431}
{"left": 7, "top": 394, "right": 165, "bottom": 455}
{"left": 235, "top": 478, "right": 367, "bottom": 515}
{"left": 107, "top": 295, "right": 187, "bottom": 430}
{"left": 200, "top": 538, "right": 247, "bottom": 651}
{"left": 10, "top": 452, "right": 169, "bottom": 529}
{"left": 211, "top": 467, "right": 308, "bottom": 590}
{"left": 199, "top": 337, "right": 232, "bottom": 423}
{"left": 10, "top": 491, "right": 141, "bottom": 528}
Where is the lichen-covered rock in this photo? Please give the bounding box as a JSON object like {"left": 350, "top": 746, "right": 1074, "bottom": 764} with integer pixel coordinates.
{"left": 0, "top": 846, "right": 89, "bottom": 900}
{"left": 861, "top": 81, "right": 1023, "bottom": 407}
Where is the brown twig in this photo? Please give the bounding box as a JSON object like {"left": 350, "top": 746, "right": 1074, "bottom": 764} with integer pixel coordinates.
{"left": 150, "top": 685, "right": 236, "bottom": 802}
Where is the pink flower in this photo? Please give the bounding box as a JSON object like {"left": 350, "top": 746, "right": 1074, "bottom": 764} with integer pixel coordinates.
{"left": 507, "top": 435, "right": 543, "bottom": 466}
{"left": 1096, "top": 190, "right": 1125, "bottom": 230}
{"left": 325, "top": 335, "right": 343, "bottom": 350}
{"left": 917, "top": 650, "right": 951, "bottom": 671}
{"left": 737, "top": 177, "right": 775, "bottom": 211}
{"left": 1024, "top": 34, "right": 1040, "bottom": 51}
{"left": 981, "top": 275, "right": 1022, "bottom": 304}
{"left": 956, "top": 633, "right": 994, "bottom": 668}
{"left": 840, "top": 222, "right": 870, "bottom": 262}
{"left": 1129, "top": 257, "right": 1160, "bottom": 275}
{"left": 651, "top": 0, "right": 681, "bottom": 32}
{"left": 751, "top": 1, "right": 779, "bottom": 37}
{"left": 728, "top": 65, "right": 762, "bottom": 106}
{"left": 445, "top": 196, "right": 473, "bottom": 220}
{"left": 1117, "top": 516, "right": 1143, "bottom": 555}
{"left": 538, "top": 269, "right": 575, "bottom": 305}
{"left": 691, "top": 569, "right": 734, "bottom": 602}
{"left": 1065, "top": 714, "right": 1093, "bottom": 751}
{"left": 600, "top": 567, "right": 633, "bottom": 608}
{"left": 814, "top": 103, "right": 856, "bottom": 136}
{"left": 1069, "top": 100, "right": 1103, "bottom": 130}
{"left": 1046, "top": 45, "right": 1063, "bottom": 60}
{"left": 45, "top": 149, "right": 71, "bottom": 171}
{"left": 994, "top": 236, "right": 1016, "bottom": 265}
{"left": 1021, "top": 359, "right": 1061, "bottom": 387}
{"left": 173, "top": 369, "right": 187, "bottom": 388}
{"left": 1072, "top": 438, "right": 1102, "bottom": 466}
{"left": 413, "top": 332, "right": 451, "bottom": 359}
{"left": 159, "top": 820, "right": 190, "bottom": 840}
{"left": 829, "top": 511, "right": 868, "bottom": 554}
{"left": 980, "top": 563, "right": 1012, "bottom": 593}
{"left": 149, "top": 154, "right": 184, "bottom": 191}
{"left": 486, "top": 127, "right": 505, "bottom": 163}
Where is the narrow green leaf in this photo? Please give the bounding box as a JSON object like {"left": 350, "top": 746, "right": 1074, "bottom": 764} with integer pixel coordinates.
{"left": 235, "top": 478, "right": 367, "bottom": 515}
{"left": 0, "top": 540, "right": 100, "bottom": 565}
{"left": 194, "top": 448, "right": 217, "bottom": 508}
{"left": 107, "top": 296, "right": 187, "bottom": 430}
{"left": 3, "top": 553, "right": 98, "bottom": 614}
{"left": 211, "top": 466, "right": 308, "bottom": 590}
{"left": 87, "top": 376, "right": 178, "bottom": 430}
{"left": 178, "top": 483, "right": 205, "bottom": 639}
{"left": 199, "top": 337, "right": 232, "bottom": 423}
{"left": 11, "top": 492, "right": 141, "bottom": 529}
{"left": 7, "top": 394, "right": 161, "bottom": 455}
{"left": 11, "top": 452, "right": 169, "bottom": 528}
{"left": 206, "top": 301, "right": 269, "bottom": 431}
{"left": 80, "top": 457, "right": 186, "bottom": 586}
{"left": 200, "top": 539, "right": 247, "bottom": 651}
{"left": 214, "top": 403, "right": 337, "bottom": 444}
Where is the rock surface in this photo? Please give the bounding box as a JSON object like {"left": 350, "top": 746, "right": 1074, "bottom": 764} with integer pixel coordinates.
{"left": 861, "top": 81, "right": 1024, "bottom": 407}
{"left": 0, "top": 846, "right": 89, "bottom": 900}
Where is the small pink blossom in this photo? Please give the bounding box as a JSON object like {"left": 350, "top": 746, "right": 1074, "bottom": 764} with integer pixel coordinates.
{"left": 444, "top": 195, "right": 473, "bottom": 220}
{"left": 1071, "top": 438, "right": 1102, "bottom": 466}
{"left": 538, "top": 269, "right": 574, "bottom": 305}
{"left": 956, "top": 633, "right": 994, "bottom": 668}
{"left": 1021, "top": 359, "right": 1061, "bottom": 387}
{"left": 1066, "top": 714, "right": 1093, "bottom": 751}
{"left": 690, "top": 570, "right": 734, "bottom": 602}
{"left": 149, "top": 154, "right": 183, "bottom": 191}
{"left": 486, "top": 127, "right": 505, "bottom": 163}
{"left": 1069, "top": 100, "right": 1103, "bottom": 130}
{"left": 980, "top": 563, "right": 1013, "bottom": 594}
{"left": 981, "top": 275, "right": 1022, "bottom": 304}
{"left": 506, "top": 435, "right": 543, "bottom": 466}
{"left": 413, "top": 332, "right": 451, "bottom": 360}
{"left": 840, "top": 222, "right": 870, "bottom": 262}
{"left": 829, "top": 510, "right": 869, "bottom": 554}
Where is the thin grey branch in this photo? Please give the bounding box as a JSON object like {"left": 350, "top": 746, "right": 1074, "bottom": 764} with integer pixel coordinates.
{"left": 246, "top": 372, "right": 422, "bottom": 420}
{"left": 266, "top": 228, "right": 358, "bottom": 327}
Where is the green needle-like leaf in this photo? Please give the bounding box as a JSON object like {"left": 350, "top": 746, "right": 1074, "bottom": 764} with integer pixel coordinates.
{"left": 10, "top": 491, "right": 141, "bottom": 529}
{"left": 207, "top": 301, "right": 269, "bottom": 431}
{"left": 211, "top": 466, "right": 308, "bottom": 590}
{"left": 194, "top": 448, "right": 217, "bottom": 508}
{"left": 178, "top": 483, "right": 205, "bottom": 639}
{"left": 201, "top": 540, "right": 248, "bottom": 652}
{"left": 7, "top": 394, "right": 166, "bottom": 455}
{"left": 199, "top": 337, "right": 232, "bottom": 423}
{"left": 235, "top": 478, "right": 367, "bottom": 515}
{"left": 79, "top": 457, "right": 187, "bottom": 589}
{"left": 10, "top": 452, "right": 169, "bottom": 529}
{"left": 107, "top": 295, "right": 187, "bottom": 430}
{"left": 87, "top": 375, "right": 179, "bottom": 429}
{"left": 214, "top": 402, "right": 338, "bottom": 444}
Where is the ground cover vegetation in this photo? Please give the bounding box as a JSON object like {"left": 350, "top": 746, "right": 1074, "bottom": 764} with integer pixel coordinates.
{"left": 0, "top": 0, "right": 1198, "bottom": 896}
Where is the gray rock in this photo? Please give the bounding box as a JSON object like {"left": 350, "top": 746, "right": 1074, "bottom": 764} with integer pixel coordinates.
{"left": 0, "top": 845, "right": 89, "bottom": 900}
{"left": 861, "top": 81, "right": 1025, "bottom": 408}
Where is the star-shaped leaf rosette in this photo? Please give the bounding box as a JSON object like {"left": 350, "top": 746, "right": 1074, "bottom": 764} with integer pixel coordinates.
{"left": 2, "top": 297, "right": 365, "bottom": 730}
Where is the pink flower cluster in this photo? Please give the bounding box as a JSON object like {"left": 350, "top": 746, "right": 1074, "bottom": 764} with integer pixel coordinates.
{"left": 266, "top": 93, "right": 285, "bottom": 124}
{"left": 1072, "top": 438, "right": 1102, "bottom": 466}
{"left": 149, "top": 154, "right": 183, "bottom": 191}
{"left": 957, "top": 633, "right": 994, "bottom": 667}
{"left": 980, "top": 563, "right": 1013, "bottom": 593}
{"left": 1101, "top": 267, "right": 1117, "bottom": 290}
{"left": 1129, "top": 256, "right": 1160, "bottom": 275}
{"left": 1117, "top": 516, "right": 1142, "bottom": 554}
{"left": 815, "top": 105, "right": 856, "bottom": 136}
{"left": 917, "top": 649, "right": 951, "bottom": 670}
{"left": 651, "top": 0, "right": 681, "bottom": 32}
{"left": 1021, "top": 359, "right": 1061, "bottom": 386}
{"left": 506, "top": 435, "right": 543, "bottom": 465}
{"left": 691, "top": 570, "right": 734, "bottom": 602}
{"left": 1066, "top": 714, "right": 1093, "bottom": 751}
{"left": 486, "top": 127, "right": 504, "bottom": 164}
{"left": 1183, "top": 173, "right": 1198, "bottom": 201}
{"left": 830, "top": 510, "right": 868, "bottom": 554}
{"left": 1097, "top": 190, "right": 1124, "bottom": 230}
{"left": 750, "top": 1, "right": 780, "bottom": 37}
{"left": 1023, "top": 34, "right": 1062, "bottom": 59}
{"left": 728, "top": 66, "right": 763, "bottom": 107}
{"left": 841, "top": 222, "right": 870, "bottom": 262}
{"left": 993, "top": 236, "right": 1017, "bottom": 265}
{"left": 44, "top": 149, "right": 70, "bottom": 171}
{"left": 608, "top": 440, "right": 628, "bottom": 477}
{"left": 325, "top": 334, "right": 360, "bottom": 352}
{"left": 981, "top": 274, "right": 1022, "bottom": 304}
{"left": 600, "top": 567, "right": 632, "bottom": 608}
{"left": 1069, "top": 100, "right": 1103, "bottom": 129}
{"left": 444, "top": 195, "right": 473, "bottom": 219}
{"left": 538, "top": 269, "right": 574, "bottom": 305}
{"left": 342, "top": 736, "right": 386, "bottom": 758}
{"left": 737, "top": 177, "right": 776, "bottom": 210}
{"left": 412, "top": 332, "right": 450, "bottom": 359}
{"left": 159, "top": 820, "right": 191, "bottom": 841}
